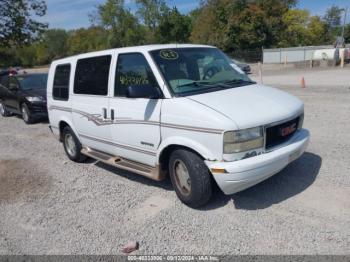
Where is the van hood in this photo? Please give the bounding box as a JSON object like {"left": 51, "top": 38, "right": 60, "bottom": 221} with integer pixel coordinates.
{"left": 187, "top": 84, "right": 303, "bottom": 129}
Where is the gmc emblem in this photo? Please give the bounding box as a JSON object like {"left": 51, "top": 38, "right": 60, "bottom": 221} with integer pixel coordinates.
{"left": 280, "top": 123, "right": 297, "bottom": 137}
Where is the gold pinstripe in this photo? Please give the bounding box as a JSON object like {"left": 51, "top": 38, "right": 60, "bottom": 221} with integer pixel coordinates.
{"left": 48, "top": 105, "right": 224, "bottom": 134}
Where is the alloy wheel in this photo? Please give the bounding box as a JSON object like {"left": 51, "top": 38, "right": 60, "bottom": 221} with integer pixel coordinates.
{"left": 0, "top": 103, "right": 4, "bottom": 116}
{"left": 22, "top": 106, "right": 29, "bottom": 122}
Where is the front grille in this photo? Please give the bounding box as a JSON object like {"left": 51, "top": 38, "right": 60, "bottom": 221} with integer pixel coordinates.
{"left": 265, "top": 117, "right": 300, "bottom": 150}
{"left": 31, "top": 103, "right": 47, "bottom": 113}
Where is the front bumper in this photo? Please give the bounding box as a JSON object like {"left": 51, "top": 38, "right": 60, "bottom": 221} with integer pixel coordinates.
{"left": 27, "top": 102, "right": 48, "bottom": 117}
{"left": 205, "top": 129, "right": 310, "bottom": 195}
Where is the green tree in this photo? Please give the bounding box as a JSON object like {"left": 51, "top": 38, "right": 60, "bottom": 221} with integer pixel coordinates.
{"left": 323, "top": 5, "right": 344, "bottom": 42}
{"left": 0, "top": 0, "right": 47, "bottom": 47}
{"left": 156, "top": 7, "right": 192, "bottom": 43}
{"left": 17, "top": 45, "right": 38, "bottom": 66}
{"left": 344, "top": 25, "right": 350, "bottom": 43}
{"left": 190, "top": 0, "right": 230, "bottom": 49}
{"left": 96, "top": 0, "right": 145, "bottom": 47}
{"left": 278, "top": 10, "right": 329, "bottom": 47}
{"left": 191, "top": 0, "right": 294, "bottom": 51}
{"left": 136, "top": 0, "right": 169, "bottom": 43}
{"left": 188, "top": 8, "right": 201, "bottom": 28}
{"left": 324, "top": 5, "right": 344, "bottom": 27}
{"left": 279, "top": 9, "right": 309, "bottom": 47}
{"left": 306, "top": 16, "right": 328, "bottom": 45}
{"left": 136, "top": 0, "right": 169, "bottom": 33}
{"left": 226, "top": 3, "right": 269, "bottom": 50}
{"left": 34, "top": 42, "right": 49, "bottom": 65}
{"left": 0, "top": 48, "right": 19, "bottom": 67}
{"left": 42, "top": 29, "right": 68, "bottom": 59}
{"left": 67, "top": 27, "right": 109, "bottom": 55}
{"left": 18, "top": 29, "right": 69, "bottom": 66}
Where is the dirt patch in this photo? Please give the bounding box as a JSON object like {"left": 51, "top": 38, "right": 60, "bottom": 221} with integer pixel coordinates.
{"left": 0, "top": 159, "right": 51, "bottom": 204}
{"left": 128, "top": 195, "right": 173, "bottom": 224}
{"left": 33, "top": 132, "right": 51, "bottom": 139}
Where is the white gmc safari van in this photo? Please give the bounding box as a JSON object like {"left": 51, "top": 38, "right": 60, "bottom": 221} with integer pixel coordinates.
{"left": 47, "top": 44, "right": 310, "bottom": 207}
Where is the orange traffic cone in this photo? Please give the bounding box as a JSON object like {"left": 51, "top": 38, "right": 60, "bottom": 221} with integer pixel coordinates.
{"left": 301, "top": 77, "right": 306, "bottom": 88}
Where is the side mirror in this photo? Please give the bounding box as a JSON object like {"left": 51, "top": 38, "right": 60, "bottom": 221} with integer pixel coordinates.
{"left": 126, "top": 85, "right": 163, "bottom": 99}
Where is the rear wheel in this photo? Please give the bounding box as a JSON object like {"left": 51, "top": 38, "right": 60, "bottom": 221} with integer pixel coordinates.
{"left": 62, "top": 126, "right": 87, "bottom": 163}
{"left": 21, "top": 103, "right": 34, "bottom": 124}
{"left": 169, "top": 149, "right": 212, "bottom": 208}
{"left": 0, "top": 101, "right": 11, "bottom": 117}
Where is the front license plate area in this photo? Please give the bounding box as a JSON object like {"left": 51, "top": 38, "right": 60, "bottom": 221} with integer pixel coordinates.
{"left": 289, "top": 150, "right": 301, "bottom": 163}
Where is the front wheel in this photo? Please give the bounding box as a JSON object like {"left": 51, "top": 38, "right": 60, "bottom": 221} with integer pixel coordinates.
{"left": 21, "top": 103, "right": 34, "bottom": 124}
{"left": 62, "top": 126, "right": 87, "bottom": 163}
{"left": 0, "top": 101, "right": 11, "bottom": 117}
{"left": 169, "top": 149, "right": 212, "bottom": 208}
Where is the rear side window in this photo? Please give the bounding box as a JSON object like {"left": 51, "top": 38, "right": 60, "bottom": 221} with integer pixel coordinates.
{"left": 115, "top": 53, "right": 158, "bottom": 97}
{"left": 74, "top": 55, "right": 111, "bottom": 96}
{"left": 53, "top": 64, "right": 70, "bottom": 101}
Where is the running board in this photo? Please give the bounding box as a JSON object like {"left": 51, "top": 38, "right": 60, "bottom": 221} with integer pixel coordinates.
{"left": 81, "top": 146, "right": 165, "bottom": 181}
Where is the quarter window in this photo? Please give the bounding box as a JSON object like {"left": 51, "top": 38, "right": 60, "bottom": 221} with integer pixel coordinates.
{"left": 53, "top": 64, "right": 70, "bottom": 100}
{"left": 115, "top": 53, "right": 158, "bottom": 97}
{"left": 74, "top": 55, "right": 111, "bottom": 96}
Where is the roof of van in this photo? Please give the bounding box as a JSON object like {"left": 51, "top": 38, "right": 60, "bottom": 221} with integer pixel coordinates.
{"left": 51, "top": 44, "right": 215, "bottom": 63}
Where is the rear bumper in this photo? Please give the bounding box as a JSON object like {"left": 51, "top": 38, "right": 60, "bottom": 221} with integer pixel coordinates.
{"left": 205, "top": 129, "right": 310, "bottom": 195}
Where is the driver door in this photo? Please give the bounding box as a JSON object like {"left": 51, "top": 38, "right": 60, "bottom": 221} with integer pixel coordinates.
{"left": 0, "top": 76, "right": 10, "bottom": 106}
{"left": 109, "top": 52, "right": 162, "bottom": 166}
{"left": 7, "top": 77, "right": 21, "bottom": 113}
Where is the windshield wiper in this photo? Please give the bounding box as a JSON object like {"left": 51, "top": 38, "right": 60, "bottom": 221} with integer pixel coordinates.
{"left": 176, "top": 81, "right": 212, "bottom": 88}
{"left": 221, "top": 79, "right": 256, "bottom": 86}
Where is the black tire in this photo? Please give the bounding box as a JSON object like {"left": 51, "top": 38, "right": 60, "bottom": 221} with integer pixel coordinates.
{"left": 169, "top": 149, "right": 212, "bottom": 208}
{"left": 21, "top": 103, "right": 34, "bottom": 124}
{"left": 0, "top": 101, "right": 11, "bottom": 117}
{"left": 62, "top": 126, "right": 87, "bottom": 163}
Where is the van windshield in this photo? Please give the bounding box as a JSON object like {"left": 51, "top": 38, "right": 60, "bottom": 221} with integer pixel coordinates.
{"left": 150, "top": 48, "right": 255, "bottom": 96}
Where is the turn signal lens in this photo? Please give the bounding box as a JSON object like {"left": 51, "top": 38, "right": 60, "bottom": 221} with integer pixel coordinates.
{"left": 211, "top": 168, "right": 227, "bottom": 174}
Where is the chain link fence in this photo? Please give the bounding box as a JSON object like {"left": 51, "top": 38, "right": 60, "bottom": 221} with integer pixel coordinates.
{"left": 228, "top": 49, "right": 263, "bottom": 63}
{"left": 262, "top": 45, "right": 350, "bottom": 66}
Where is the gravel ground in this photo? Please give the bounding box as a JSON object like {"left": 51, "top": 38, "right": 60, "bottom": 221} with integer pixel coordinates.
{"left": 0, "top": 68, "right": 350, "bottom": 255}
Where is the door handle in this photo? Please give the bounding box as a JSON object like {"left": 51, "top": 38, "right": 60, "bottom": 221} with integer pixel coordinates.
{"left": 102, "top": 108, "right": 107, "bottom": 119}
{"left": 111, "top": 109, "right": 115, "bottom": 121}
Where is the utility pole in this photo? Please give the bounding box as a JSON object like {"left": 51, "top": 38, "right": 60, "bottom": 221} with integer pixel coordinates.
{"left": 341, "top": 7, "right": 348, "bottom": 45}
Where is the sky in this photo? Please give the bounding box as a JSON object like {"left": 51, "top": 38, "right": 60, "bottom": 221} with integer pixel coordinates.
{"left": 39, "top": 0, "right": 350, "bottom": 30}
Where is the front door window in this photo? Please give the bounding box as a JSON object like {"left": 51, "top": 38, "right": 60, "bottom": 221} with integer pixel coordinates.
{"left": 115, "top": 53, "right": 159, "bottom": 97}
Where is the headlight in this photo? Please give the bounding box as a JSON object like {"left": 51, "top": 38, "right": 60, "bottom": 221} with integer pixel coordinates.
{"left": 223, "top": 127, "right": 264, "bottom": 154}
{"left": 26, "top": 96, "right": 42, "bottom": 102}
